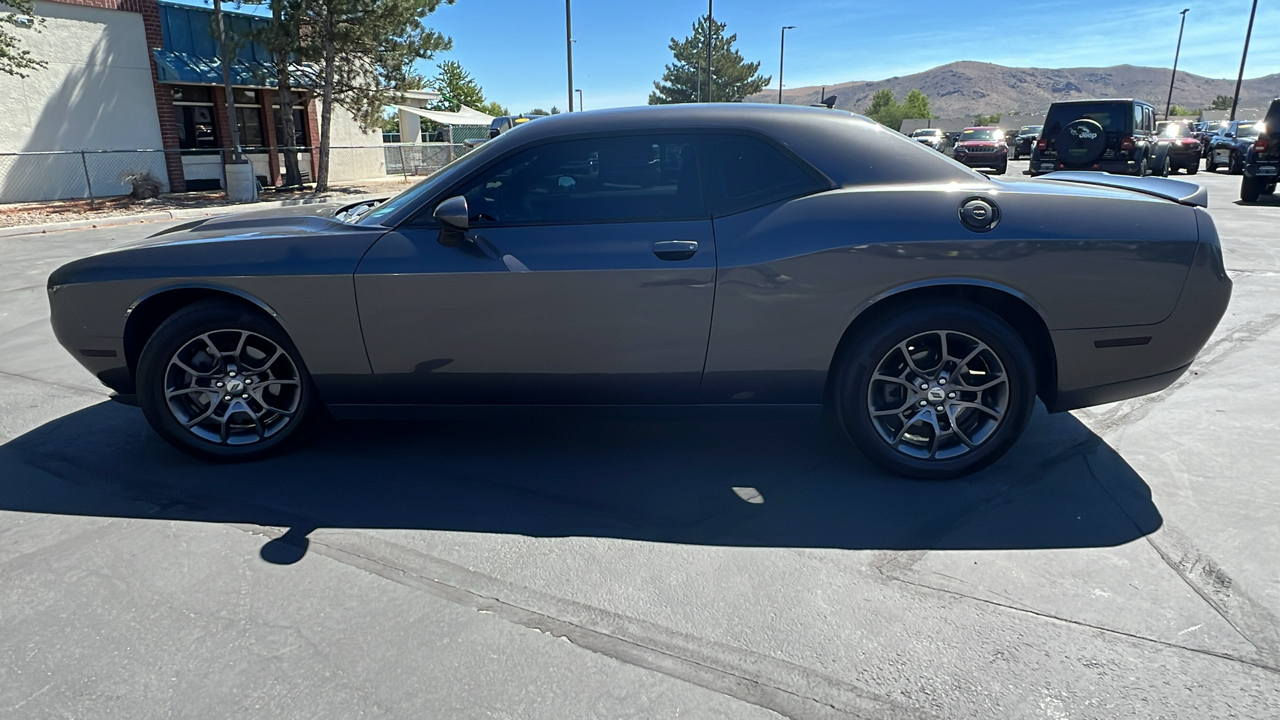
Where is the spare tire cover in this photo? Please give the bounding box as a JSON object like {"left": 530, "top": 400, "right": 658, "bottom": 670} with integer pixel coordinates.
{"left": 1056, "top": 119, "right": 1107, "bottom": 166}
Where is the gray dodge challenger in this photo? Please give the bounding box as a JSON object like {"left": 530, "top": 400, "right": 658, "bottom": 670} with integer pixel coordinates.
{"left": 48, "top": 105, "right": 1231, "bottom": 478}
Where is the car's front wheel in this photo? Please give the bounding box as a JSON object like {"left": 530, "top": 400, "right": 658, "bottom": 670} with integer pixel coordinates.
{"left": 833, "top": 304, "right": 1037, "bottom": 479}
{"left": 137, "top": 299, "right": 321, "bottom": 461}
{"left": 1242, "top": 176, "right": 1264, "bottom": 202}
{"left": 1228, "top": 152, "right": 1244, "bottom": 175}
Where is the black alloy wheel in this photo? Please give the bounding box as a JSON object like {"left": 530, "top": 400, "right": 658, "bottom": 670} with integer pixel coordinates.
{"left": 834, "top": 304, "right": 1037, "bottom": 479}
{"left": 137, "top": 299, "right": 321, "bottom": 461}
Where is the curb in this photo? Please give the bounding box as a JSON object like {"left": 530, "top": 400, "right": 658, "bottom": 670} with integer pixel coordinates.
{"left": 0, "top": 192, "right": 386, "bottom": 239}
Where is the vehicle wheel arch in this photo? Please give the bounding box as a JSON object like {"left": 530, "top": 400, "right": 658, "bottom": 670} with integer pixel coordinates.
{"left": 823, "top": 281, "right": 1057, "bottom": 408}
{"left": 123, "top": 284, "right": 281, "bottom": 382}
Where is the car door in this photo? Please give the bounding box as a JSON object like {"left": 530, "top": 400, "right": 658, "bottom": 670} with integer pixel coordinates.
{"left": 353, "top": 133, "right": 716, "bottom": 405}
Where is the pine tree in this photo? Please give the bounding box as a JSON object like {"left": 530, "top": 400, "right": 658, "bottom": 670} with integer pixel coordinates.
{"left": 0, "top": 0, "right": 45, "bottom": 78}
{"left": 648, "top": 15, "right": 770, "bottom": 104}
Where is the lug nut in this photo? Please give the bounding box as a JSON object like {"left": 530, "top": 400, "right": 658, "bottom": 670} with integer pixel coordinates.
{"left": 939, "top": 378, "right": 947, "bottom": 385}
{"left": 920, "top": 383, "right": 929, "bottom": 390}
{"left": 229, "top": 371, "right": 237, "bottom": 377}
{"left": 948, "top": 392, "right": 956, "bottom": 399}
{"left": 919, "top": 400, "right": 927, "bottom": 407}
{"left": 241, "top": 394, "right": 249, "bottom": 399}
{"left": 216, "top": 381, "right": 224, "bottom": 388}
{"left": 936, "top": 405, "right": 945, "bottom": 412}
{"left": 245, "top": 378, "right": 253, "bottom": 384}
{"left": 224, "top": 395, "right": 232, "bottom": 401}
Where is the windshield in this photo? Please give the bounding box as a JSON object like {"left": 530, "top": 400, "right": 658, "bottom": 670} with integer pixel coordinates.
{"left": 960, "top": 128, "right": 1001, "bottom": 142}
{"left": 1205, "top": 121, "right": 1226, "bottom": 133}
{"left": 1159, "top": 124, "right": 1192, "bottom": 138}
{"left": 1236, "top": 122, "right": 1259, "bottom": 138}
{"left": 356, "top": 142, "right": 506, "bottom": 226}
{"left": 1019, "top": 126, "right": 1042, "bottom": 135}
{"left": 912, "top": 129, "right": 941, "bottom": 137}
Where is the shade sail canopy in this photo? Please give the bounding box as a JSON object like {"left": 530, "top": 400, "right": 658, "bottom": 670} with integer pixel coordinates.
{"left": 153, "top": 50, "right": 320, "bottom": 89}
{"left": 393, "top": 104, "right": 495, "bottom": 125}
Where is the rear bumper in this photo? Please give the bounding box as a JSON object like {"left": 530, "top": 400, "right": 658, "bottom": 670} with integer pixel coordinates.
{"left": 1028, "top": 157, "right": 1143, "bottom": 176}
{"left": 1044, "top": 210, "right": 1232, "bottom": 412}
{"left": 1244, "top": 161, "right": 1279, "bottom": 179}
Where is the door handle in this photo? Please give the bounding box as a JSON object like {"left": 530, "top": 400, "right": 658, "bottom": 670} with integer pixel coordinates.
{"left": 652, "top": 240, "right": 699, "bottom": 261}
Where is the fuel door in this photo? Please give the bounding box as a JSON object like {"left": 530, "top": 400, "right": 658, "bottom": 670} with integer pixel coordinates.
{"left": 958, "top": 196, "right": 1000, "bottom": 233}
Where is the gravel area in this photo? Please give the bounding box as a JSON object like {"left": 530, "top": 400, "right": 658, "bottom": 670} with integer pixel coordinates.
{"left": 0, "top": 177, "right": 421, "bottom": 229}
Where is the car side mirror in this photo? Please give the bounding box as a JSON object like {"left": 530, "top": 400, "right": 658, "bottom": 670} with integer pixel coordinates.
{"left": 434, "top": 196, "right": 469, "bottom": 247}
{"left": 1226, "top": 132, "right": 1235, "bottom": 138}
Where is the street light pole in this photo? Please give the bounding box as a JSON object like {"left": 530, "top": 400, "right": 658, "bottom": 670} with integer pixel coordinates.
{"left": 778, "top": 25, "right": 795, "bottom": 104}
{"left": 1164, "top": 9, "right": 1189, "bottom": 120}
{"left": 565, "top": 0, "right": 575, "bottom": 111}
{"left": 1230, "top": 0, "right": 1258, "bottom": 122}
{"left": 576, "top": 88, "right": 584, "bottom": 111}
{"left": 706, "top": 0, "right": 713, "bottom": 102}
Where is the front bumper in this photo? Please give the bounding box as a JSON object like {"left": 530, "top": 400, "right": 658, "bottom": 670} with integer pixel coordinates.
{"left": 954, "top": 151, "right": 1008, "bottom": 169}
{"left": 1045, "top": 209, "right": 1231, "bottom": 412}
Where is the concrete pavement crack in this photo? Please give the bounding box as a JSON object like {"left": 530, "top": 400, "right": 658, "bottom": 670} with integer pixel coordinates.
{"left": 0, "top": 368, "right": 107, "bottom": 398}
{"left": 233, "top": 524, "right": 930, "bottom": 720}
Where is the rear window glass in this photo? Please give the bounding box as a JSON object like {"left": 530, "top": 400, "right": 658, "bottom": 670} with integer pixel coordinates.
{"left": 708, "top": 136, "right": 824, "bottom": 215}
{"left": 1044, "top": 102, "right": 1129, "bottom": 136}
{"left": 1159, "top": 124, "right": 1192, "bottom": 138}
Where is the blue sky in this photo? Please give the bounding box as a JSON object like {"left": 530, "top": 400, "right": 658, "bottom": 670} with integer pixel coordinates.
{"left": 204, "top": 0, "right": 1278, "bottom": 112}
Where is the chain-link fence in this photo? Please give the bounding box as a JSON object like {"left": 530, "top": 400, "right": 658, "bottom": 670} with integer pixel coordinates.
{"left": 0, "top": 143, "right": 469, "bottom": 206}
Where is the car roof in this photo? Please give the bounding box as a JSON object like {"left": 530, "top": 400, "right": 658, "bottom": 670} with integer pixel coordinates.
{"left": 1050, "top": 98, "right": 1150, "bottom": 105}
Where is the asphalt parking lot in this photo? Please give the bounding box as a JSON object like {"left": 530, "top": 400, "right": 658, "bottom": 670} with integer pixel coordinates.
{"left": 2, "top": 162, "right": 1278, "bottom": 718}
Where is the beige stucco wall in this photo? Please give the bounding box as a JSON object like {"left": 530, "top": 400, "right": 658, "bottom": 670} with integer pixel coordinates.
{"left": 0, "top": 0, "right": 168, "bottom": 201}
{"left": 324, "top": 100, "right": 387, "bottom": 182}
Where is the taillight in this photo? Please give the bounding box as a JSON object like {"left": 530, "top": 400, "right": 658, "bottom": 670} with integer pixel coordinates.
{"left": 1257, "top": 136, "right": 1270, "bottom": 151}
{"left": 1182, "top": 139, "right": 1199, "bottom": 146}
{"left": 1120, "top": 136, "right": 1135, "bottom": 151}
{"left": 1036, "top": 138, "right": 1048, "bottom": 151}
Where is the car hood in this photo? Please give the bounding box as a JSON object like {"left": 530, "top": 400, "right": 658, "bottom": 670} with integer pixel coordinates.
{"left": 113, "top": 202, "right": 366, "bottom": 252}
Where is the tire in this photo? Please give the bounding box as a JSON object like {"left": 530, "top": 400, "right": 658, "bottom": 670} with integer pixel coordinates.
{"left": 1136, "top": 157, "right": 1148, "bottom": 177}
{"left": 833, "top": 304, "right": 1037, "bottom": 479}
{"left": 1186, "top": 160, "right": 1199, "bottom": 175}
{"left": 994, "top": 162, "right": 1008, "bottom": 175}
{"left": 1056, "top": 119, "right": 1107, "bottom": 167}
{"left": 136, "top": 299, "right": 321, "bottom": 461}
{"left": 1228, "top": 152, "right": 1244, "bottom": 175}
{"left": 1241, "top": 176, "right": 1263, "bottom": 202}
{"left": 1161, "top": 155, "right": 1171, "bottom": 177}
{"left": 1265, "top": 182, "right": 1277, "bottom": 196}
{"left": 1206, "top": 153, "right": 1218, "bottom": 173}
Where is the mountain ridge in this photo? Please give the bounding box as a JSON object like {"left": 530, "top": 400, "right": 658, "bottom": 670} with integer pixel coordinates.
{"left": 750, "top": 61, "right": 1280, "bottom": 117}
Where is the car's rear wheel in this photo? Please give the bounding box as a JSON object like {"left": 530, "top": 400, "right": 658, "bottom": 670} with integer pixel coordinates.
{"left": 1242, "top": 176, "right": 1263, "bottom": 202}
{"left": 833, "top": 304, "right": 1036, "bottom": 479}
{"left": 137, "top": 299, "right": 320, "bottom": 461}
{"left": 1265, "top": 182, "right": 1277, "bottom": 196}
{"left": 1229, "top": 152, "right": 1244, "bottom": 175}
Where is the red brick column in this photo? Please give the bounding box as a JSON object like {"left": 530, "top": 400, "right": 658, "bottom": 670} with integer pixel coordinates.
{"left": 260, "top": 89, "right": 281, "bottom": 186}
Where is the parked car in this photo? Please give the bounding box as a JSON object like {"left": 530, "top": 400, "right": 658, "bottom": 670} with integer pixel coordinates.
{"left": 910, "top": 128, "right": 945, "bottom": 150}
{"left": 1206, "top": 120, "right": 1260, "bottom": 174}
{"left": 1153, "top": 121, "right": 1201, "bottom": 175}
{"left": 1029, "top": 98, "right": 1166, "bottom": 176}
{"left": 47, "top": 105, "right": 1231, "bottom": 479}
{"left": 1195, "top": 120, "right": 1227, "bottom": 157}
{"left": 952, "top": 126, "right": 1009, "bottom": 174}
{"left": 486, "top": 114, "right": 540, "bottom": 139}
{"left": 1241, "top": 99, "right": 1280, "bottom": 202}
{"left": 1011, "top": 125, "right": 1042, "bottom": 160}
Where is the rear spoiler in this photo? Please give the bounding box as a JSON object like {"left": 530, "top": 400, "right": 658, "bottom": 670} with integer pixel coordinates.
{"left": 1037, "top": 171, "right": 1208, "bottom": 208}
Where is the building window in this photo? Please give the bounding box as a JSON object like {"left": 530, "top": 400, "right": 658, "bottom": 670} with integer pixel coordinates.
{"left": 272, "top": 95, "right": 309, "bottom": 148}
{"left": 171, "top": 85, "right": 219, "bottom": 151}
{"left": 233, "top": 90, "right": 264, "bottom": 148}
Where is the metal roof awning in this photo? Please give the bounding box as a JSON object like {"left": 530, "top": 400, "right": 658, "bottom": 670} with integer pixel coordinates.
{"left": 153, "top": 50, "right": 320, "bottom": 89}
{"left": 393, "top": 104, "right": 495, "bottom": 126}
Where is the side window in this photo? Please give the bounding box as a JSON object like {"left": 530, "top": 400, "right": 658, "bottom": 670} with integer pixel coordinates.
{"left": 449, "top": 134, "right": 705, "bottom": 226}
{"left": 1134, "top": 105, "right": 1144, "bottom": 133}
{"left": 707, "top": 135, "right": 825, "bottom": 216}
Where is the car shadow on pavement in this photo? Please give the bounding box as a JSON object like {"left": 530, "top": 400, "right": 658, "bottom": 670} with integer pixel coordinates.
{"left": 0, "top": 401, "right": 1162, "bottom": 563}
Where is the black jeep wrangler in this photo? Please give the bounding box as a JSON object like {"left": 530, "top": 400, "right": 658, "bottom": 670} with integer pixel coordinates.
{"left": 1241, "top": 98, "right": 1279, "bottom": 202}
{"left": 1028, "top": 98, "right": 1168, "bottom": 177}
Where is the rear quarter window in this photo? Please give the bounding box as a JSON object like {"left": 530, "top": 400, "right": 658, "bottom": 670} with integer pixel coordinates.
{"left": 706, "top": 135, "right": 827, "bottom": 216}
